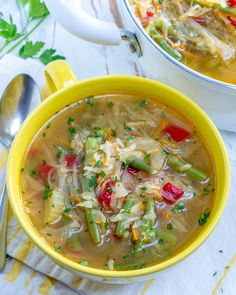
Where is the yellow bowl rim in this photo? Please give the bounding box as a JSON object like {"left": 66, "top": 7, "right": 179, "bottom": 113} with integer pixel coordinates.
{"left": 7, "top": 75, "right": 230, "bottom": 279}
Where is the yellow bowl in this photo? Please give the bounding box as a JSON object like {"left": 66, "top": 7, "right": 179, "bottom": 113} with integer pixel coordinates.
{"left": 7, "top": 60, "right": 230, "bottom": 284}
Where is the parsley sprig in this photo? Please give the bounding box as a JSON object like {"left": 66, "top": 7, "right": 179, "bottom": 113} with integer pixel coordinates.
{"left": 0, "top": 0, "right": 65, "bottom": 64}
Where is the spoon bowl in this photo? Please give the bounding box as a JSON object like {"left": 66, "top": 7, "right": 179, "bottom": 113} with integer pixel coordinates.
{"left": 0, "top": 74, "right": 41, "bottom": 270}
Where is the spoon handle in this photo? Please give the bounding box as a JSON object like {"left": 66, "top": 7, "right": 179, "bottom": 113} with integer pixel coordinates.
{"left": 0, "top": 178, "right": 8, "bottom": 271}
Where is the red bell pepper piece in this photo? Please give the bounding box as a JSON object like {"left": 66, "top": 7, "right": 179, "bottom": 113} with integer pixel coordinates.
{"left": 65, "top": 154, "right": 77, "bottom": 168}
{"left": 146, "top": 8, "right": 155, "bottom": 17}
{"left": 193, "top": 17, "right": 205, "bottom": 24}
{"left": 163, "top": 124, "right": 191, "bottom": 142}
{"left": 228, "top": 0, "right": 236, "bottom": 7}
{"left": 162, "top": 182, "right": 184, "bottom": 205}
{"left": 38, "top": 164, "right": 53, "bottom": 179}
{"left": 227, "top": 15, "right": 236, "bottom": 26}
{"left": 127, "top": 166, "right": 140, "bottom": 175}
{"left": 98, "top": 179, "right": 116, "bottom": 207}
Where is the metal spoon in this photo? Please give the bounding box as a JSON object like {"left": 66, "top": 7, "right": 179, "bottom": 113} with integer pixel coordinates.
{"left": 0, "top": 74, "right": 41, "bottom": 271}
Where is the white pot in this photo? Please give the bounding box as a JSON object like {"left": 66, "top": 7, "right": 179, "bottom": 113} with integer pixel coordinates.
{"left": 44, "top": 0, "right": 236, "bottom": 132}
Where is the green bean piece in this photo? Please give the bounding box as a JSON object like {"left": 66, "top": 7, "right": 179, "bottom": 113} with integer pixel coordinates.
{"left": 84, "top": 137, "right": 98, "bottom": 165}
{"left": 81, "top": 175, "right": 90, "bottom": 192}
{"left": 167, "top": 155, "right": 208, "bottom": 182}
{"left": 85, "top": 209, "right": 101, "bottom": 244}
{"left": 218, "top": 7, "right": 236, "bottom": 15}
{"left": 143, "top": 198, "right": 156, "bottom": 228}
{"left": 149, "top": 27, "right": 182, "bottom": 61}
{"left": 129, "top": 159, "right": 155, "bottom": 174}
{"left": 155, "top": 228, "right": 177, "bottom": 244}
{"left": 81, "top": 176, "right": 101, "bottom": 244}
{"left": 115, "top": 198, "right": 134, "bottom": 237}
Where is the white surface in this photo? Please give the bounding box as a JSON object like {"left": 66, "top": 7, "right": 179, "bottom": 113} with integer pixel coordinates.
{"left": 0, "top": 0, "right": 235, "bottom": 294}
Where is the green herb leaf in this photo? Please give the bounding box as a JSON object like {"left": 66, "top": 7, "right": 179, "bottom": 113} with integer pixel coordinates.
{"left": 126, "top": 135, "right": 135, "bottom": 141}
{"left": 167, "top": 222, "right": 173, "bottom": 230}
{"left": 43, "top": 184, "right": 52, "bottom": 200}
{"left": 129, "top": 247, "right": 137, "bottom": 256}
{"left": 64, "top": 208, "right": 72, "bottom": 214}
{"left": 95, "top": 160, "right": 103, "bottom": 167}
{"left": 158, "top": 238, "right": 165, "bottom": 245}
{"left": 55, "top": 245, "right": 62, "bottom": 253}
{"left": 29, "top": 0, "right": 49, "bottom": 20}
{"left": 99, "top": 171, "right": 106, "bottom": 177}
{"left": 89, "top": 176, "right": 97, "bottom": 188}
{"left": 67, "top": 116, "right": 74, "bottom": 125}
{"left": 198, "top": 211, "right": 210, "bottom": 226}
{"left": 108, "top": 102, "right": 113, "bottom": 108}
{"left": 19, "top": 41, "right": 45, "bottom": 59}
{"left": 0, "top": 16, "right": 21, "bottom": 43}
{"left": 138, "top": 100, "right": 148, "bottom": 108}
{"left": 124, "top": 123, "right": 133, "bottom": 132}
{"left": 111, "top": 129, "right": 117, "bottom": 137}
{"left": 39, "top": 48, "right": 65, "bottom": 65}
{"left": 172, "top": 202, "right": 185, "bottom": 213}
{"left": 68, "top": 127, "right": 77, "bottom": 139}
{"left": 80, "top": 260, "right": 89, "bottom": 266}
{"left": 85, "top": 96, "right": 94, "bottom": 106}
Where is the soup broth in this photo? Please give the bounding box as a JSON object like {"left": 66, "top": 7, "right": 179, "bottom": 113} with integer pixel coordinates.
{"left": 129, "top": 0, "right": 236, "bottom": 84}
{"left": 21, "top": 94, "right": 215, "bottom": 271}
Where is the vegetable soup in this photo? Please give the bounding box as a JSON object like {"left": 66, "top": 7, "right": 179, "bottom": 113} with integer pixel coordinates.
{"left": 21, "top": 95, "right": 215, "bottom": 271}
{"left": 129, "top": 0, "right": 236, "bottom": 84}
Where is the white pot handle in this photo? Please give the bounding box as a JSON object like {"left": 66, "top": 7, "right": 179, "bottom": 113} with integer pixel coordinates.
{"left": 44, "top": 0, "right": 122, "bottom": 46}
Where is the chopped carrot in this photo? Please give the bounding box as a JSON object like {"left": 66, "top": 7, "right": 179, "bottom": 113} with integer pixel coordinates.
{"left": 162, "top": 208, "right": 171, "bottom": 221}
{"left": 155, "top": 193, "right": 163, "bottom": 202}
{"left": 138, "top": 202, "right": 145, "bottom": 211}
{"left": 132, "top": 225, "right": 139, "bottom": 241}
{"left": 155, "top": 120, "right": 168, "bottom": 137}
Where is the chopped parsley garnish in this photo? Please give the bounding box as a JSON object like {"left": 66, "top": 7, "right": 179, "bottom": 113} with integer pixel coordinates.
{"left": 55, "top": 145, "right": 64, "bottom": 159}
{"left": 111, "top": 129, "right": 117, "bottom": 137}
{"left": 46, "top": 123, "right": 51, "bottom": 129}
{"left": 105, "top": 221, "right": 109, "bottom": 230}
{"left": 42, "top": 131, "right": 46, "bottom": 137}
{"left": 21, "top": 168, "right": 24, "bottom": 172}
{"left": 85, "top": 96, "right": 94, "bottom": 106}
{"left": 167, "top": 222, "right": 173, "bottom": 230}
{"left": 30, "top": 169, "right": 36, "bottom": 176}
{"left": 80, "top": 260, "right": 89, "bottom": 266}
{"left": 158, "top": 239, "right": 165, "bottom": 245}
{"left": 43, "top": 184, "right": 52, "bottom": 200}
{"left": 99, "top": 171, "right": 106, "bottom": 177}
{"left": 55, "top": 246, "right": 62, "bottom": 253}
{"left": 126, "top": 135, "right": 135, "bottom": 141}
{"left": 172, "top": 202, "right": 185, "bottom": 213}
{"left": 141, "top": 186, "right": 147, "bottom": 191}
{"left": 203, "top": 186, "right": 210, "bottom": 195}
{"left": 162, "top": 149, "right": 169, "bottom": 155}
{"left": 67, "top": 116, "right": 74, "bottom": 125}
{"left": 64, "top": 208, "right": 72, "bottom": 214}
{"left": 121, "top": 161, "right": 128, "bottom": 170}
{"left": 95, "top": 160, "right": 103, "bottom": 167}
{"left": 108, "top": 101, "right": 113, "bottom": 108}
{"left": 114, "top": 176, "right": 120, "bottom": 183}
{"left": 122, "top": 255, "right": 129, "bottom": 260}
{"left": 160, "top": 111, "right": 166, "bottom": 118}
{"left": 124, "top": 122, "right": 133, "bottom": 132}
{"left": 107, "top": 184, "right": 115, "bottom": 193}
{"left": 129, "top": 247, "right": 137, "bottom": 256}
{"left": 139, "top": 100, "right": 148, "bottom": 107}
{"left": 68, "top": 127, "right": 77, "bottom": 139}
{"left": 198, "top": 211, "right": 210, "bottom": 226}
{"left": 89, "top": 176, "right": 97, "bottom": 188}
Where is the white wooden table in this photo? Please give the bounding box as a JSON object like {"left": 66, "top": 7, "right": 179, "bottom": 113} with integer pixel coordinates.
{"left": 0, "top": 1, "right": 236, "bottom": 294}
